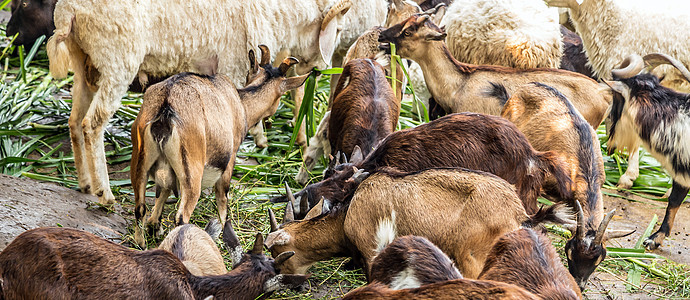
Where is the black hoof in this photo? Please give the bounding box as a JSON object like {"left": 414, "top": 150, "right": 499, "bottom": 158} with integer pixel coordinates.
{"left": 643, "top": 238, "right": 661, "bottom": 250}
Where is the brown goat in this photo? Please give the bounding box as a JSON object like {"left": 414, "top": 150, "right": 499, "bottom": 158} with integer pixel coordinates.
{"left": 284, "top": 113, "right": 573, "bottom": 215}
{"left": 342, "top": 280, "right": 539, "bottom": 299}
{"left": 130, "top": 46, "right": 308, "bottom": 247}
{"left": 478, "top": 228, "right": 581, "bottom": 299}
{"left": 378, "top": 14, "right": 611, "bottom": 129}
{"left": 0, "top": 227, "right": 305, "bottom": 299}
{"left": 266, "top": 168, "right": 571, "bottom": 278}
{"left": 501, "top": 82, "right": 624, "bottom": 289}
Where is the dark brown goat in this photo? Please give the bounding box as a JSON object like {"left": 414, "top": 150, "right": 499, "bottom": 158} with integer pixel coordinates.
{"left": 6, "top": 0, "right": 57, "bottom": 47}
{"left": 0, "top": 227, "right": 305, "bottom": 299}
{"left": 328, "top": 58, "right": 400, "bottom": 160}
{"left": 559, "top": 26, "right": 595, "bottom": 79}
{"left": 281, "top": 113, "right": 573, "bottom": 215}
{"left": 478, "top": 229, "right": 581, "bottom": 299}
{"left": 342, "top": 280, "right": 539, "bottom": 299}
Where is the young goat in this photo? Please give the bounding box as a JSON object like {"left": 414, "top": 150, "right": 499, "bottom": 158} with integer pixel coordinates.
{"left": 130, "top": 46, "right": 308, "bottom": 247}
{"left": 501, "top": 82, "right": 624, "bottom": 288}
{"left": 266, "top": 168, "right": 571, "bottom": 278}
{"left": 158, "top": 219, "right": 231, "bottom": 276}
{"left": 0, "top": 227, "right": 305, "bottom": 299}
{"left": 378, "top": 14, "right": 611, "bottom": 129}
{"left": 604, "top": 53, "right": 690, "bottom": 250}
{"left": 282, "top": 113, "right": 573, "bottom": 215}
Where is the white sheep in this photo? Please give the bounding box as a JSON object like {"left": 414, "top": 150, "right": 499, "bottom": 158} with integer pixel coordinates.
{"left": 46, "top": 0, "right": 383, "bottom": 205}
{"left": 440, "top": 0, "right": 563, "bottom": 69}
{"left": 547, "top": 0, "right": 690, "bottom": 189}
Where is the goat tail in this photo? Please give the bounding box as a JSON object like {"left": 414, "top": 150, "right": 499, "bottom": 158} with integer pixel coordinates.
{"left": 47, "top": 10, "right": 75, "bottom": 79}
{"left": 537, "top": 151, "right": 573, "bottom": 201}
{"left": 150, "top": 100, "right": 177, "bottom": 148}
{"left": 522, "top": 203, "right": 574, "bottom": 228}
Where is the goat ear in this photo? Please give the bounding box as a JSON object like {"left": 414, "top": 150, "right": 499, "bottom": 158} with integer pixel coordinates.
{"left": 264, "top": 274, "right": 308, "bottom": 293}
{"left": 350, "top": 146, "right": 364, "bottom": 165}
{"left": 602, "top": 80, "right": 629, "bottom": 97}
{"left": 319, "top": 0, "right": 352, "bottom": 65}
{"left": 431, "top": 4, "right": 446, "bottom": 24}
{"left": 304, "top": 197, "right": 325, "bottom": 219}
{"left": 281, "top": 73, "right": 310, "bottom": 91}
{"left": 248, "top": 49, "right": 258, "bottom": 75}
{"left": 424, "top": 30, "right": 446, "bottom": 41}
{"left": 258, "top": 44, "right": 271, "bottom": 66}
{"left": 204, "top": 219, "right": 222, "bottom": 242}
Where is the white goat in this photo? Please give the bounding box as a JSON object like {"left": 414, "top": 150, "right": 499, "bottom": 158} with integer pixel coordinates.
{"left": 547, "top": 0, "right": 690, "bottom": 189}
{"left": 46, "top": 0, "right": 369, "bottom": 205}
{"left": 440, "top": 0, "right": 563, "bottom": 69}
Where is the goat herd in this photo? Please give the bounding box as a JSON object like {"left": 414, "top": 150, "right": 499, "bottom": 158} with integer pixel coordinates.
{"left": 1, "top": 0, "right": 689, "bottom": 298}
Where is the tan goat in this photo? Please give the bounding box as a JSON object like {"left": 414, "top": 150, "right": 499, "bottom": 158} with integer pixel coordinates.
{"left": 130, "top": 46, "right": 308, "bottom": 247}
{"left": 158, "top": 219, "right": 231, "bottom": 276}
{"left": 265, "top": 168, "right": 571, "bottom": 278}
{"left": 378, "top": 14, "right": 611, "bottom": 128}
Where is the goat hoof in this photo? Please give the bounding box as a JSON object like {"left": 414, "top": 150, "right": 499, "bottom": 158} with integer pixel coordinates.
{"left": 133, "top": 228, "right": 147, "bottom": 248}
{"left": 616, "top": 176, "right": 634, "bottom": 189}
{"left": 79, "top": 184, "right": 91, "bottom": 194}
{"left": 643, "top": 238, "right": 661, "bottom": 250}
{"left": 97, "top": 190, "right": 116, "bottom": 205}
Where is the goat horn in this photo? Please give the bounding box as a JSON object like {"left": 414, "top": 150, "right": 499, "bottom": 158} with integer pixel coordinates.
{"left": 285, "top": 183, "right": 296, "bottom": 203}
{"left": 643, "top": 53, "right": 690, "bottom": 83}
{"left": 335, "top": 151, "right": 341, "bottom": 166}
{"left": 575, "top": 200, "right": 586, "bottom": 241}
{"left": 258, "top": 44, "right": 271, "bottom": 66}
{"left": 268, "top": 208, "right": 279, "bottom": 232}
{"left": 251, "top": 233, "right": 265, "bottom": 255}
{"left": 321, "top": 0, "right": 352, "bottom": 31}
{"left": 274, "top": 251, "right": 295, "bottom": 266}
{"left": 285, "top": 200, "right": 295, "bottom": 223}
{"left": 279, "top": 57, "right": 300, "bottom": 75}
{"left": 298, "top": 195, "right": 308, "bottom": 219}
{"left": 341, "top": 152, "right": 348, "bottom": 164}
{"left": 417, "top": 15, "right": 430, "bottom": 25}
{"left": 593, "top": 209, "right": 616, "bottom": 245}
{"left": 611, "top": 54, "right": 644, "bottom": 79}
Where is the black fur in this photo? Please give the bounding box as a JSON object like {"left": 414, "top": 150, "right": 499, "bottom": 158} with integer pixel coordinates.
{"left": 487, "top": 82, "right": 509, "bottom": 106}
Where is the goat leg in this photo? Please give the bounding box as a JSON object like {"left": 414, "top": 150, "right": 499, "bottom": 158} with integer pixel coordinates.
{"left": 644, "top": 181, "right": 690, "bottom": 250}
{"left": 68, "top": 71, "right": 94, "bottom": 195}
{"left": 617, "top": 147, "right": 640, "bottom": 189}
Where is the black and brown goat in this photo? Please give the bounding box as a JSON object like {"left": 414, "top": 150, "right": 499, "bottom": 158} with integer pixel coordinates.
{"left": 501, "top": 82, "right": 625, "bottom": 289}
{"left": 130, "top": 46, "right": 308, "bottom": 247}
{"left": 378, "top": 14, "right": 611, "bottom": 129}
{"left": 283, "top": 113, "right": 573, "bottom": 215}
{"left": 604, "top": 53, "right": 690, "bottom": 250}
{"left": 266, "top": 168, "right": 571, "bottom": 278}
{"left": 0, "top": 226, "right": 305, "bottom": 299}
{"left": 559, "top": 26, "right": 595, "bottom": 79}
{"left": 296, "top": 58, "right": 400, "bottom": 185}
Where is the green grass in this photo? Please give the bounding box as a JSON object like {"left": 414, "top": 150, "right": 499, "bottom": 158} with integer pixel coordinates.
{"left": 0, "top": 33, "right": 688, "bottom": 298}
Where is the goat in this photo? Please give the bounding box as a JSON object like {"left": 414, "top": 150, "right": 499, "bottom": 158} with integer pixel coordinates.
{"left": 158, "top": 219, "right": 231, "bottom": 276}
{"left": 440, "top": 0, "right": 563, "bottom": 69}
{"left": 341, "top": 280, "right": 539, "bottom": 299}
{"left": 130, "top": 46, "right": 308, "bottom": 247}
{"left": 266, "top": 167, "right": 572, "bottom": 278}
{"left": 378, "top": 14, "right": 611, "bottom": 129}
{"left": 500, "top": 82, "right": 626, "bottom": 288}
{"left": 604, "top": 53, "right": 690, "bottom": 250}
{"left": 0, "top": 226, "right": 305, "bottom": 299}
{"left": 559, "top": 26, "right": 594, "bottom": 79}
{"left": 547, "top": 0, "right": 690, "bottom": 190}
{"left": 45, "top": 0, "right": 358, "bottom": 205}
{"left": 283, "top": 113, "right": 573, "bottom": 216}
{"left": 6, "top": 0, "right": 57, "bottom": 47}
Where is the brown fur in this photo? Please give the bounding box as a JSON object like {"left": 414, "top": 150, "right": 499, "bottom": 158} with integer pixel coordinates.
{"left": 379, "top": 15, "right": 611, "bottom": 128}
{"left": 342, "top": 280, "right": 539, "bottom": 299}
{"left": 130, "top": 50, "right": 308, "bottom": 247}
{"left": 479, "top": 229, "right": 581, "bottom": 300}
{"left": 266, "top": 168, "right": 571, "bottom": 278}
{"left": 328, "top": 59, "right": 400, "bottom": 159}
{"left": 0, "top": 227, "right": 305, "bottom": 300}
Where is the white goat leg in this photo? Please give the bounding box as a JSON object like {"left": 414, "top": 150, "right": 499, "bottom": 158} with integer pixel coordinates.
{"left": 249, "top": 122, "right": 268, "bottom": 148}
{"left": 68, "top": 70, "right": 94, "bottom": 194}
{"left": 617, "top": 147, "right": 641, "bottom": 189}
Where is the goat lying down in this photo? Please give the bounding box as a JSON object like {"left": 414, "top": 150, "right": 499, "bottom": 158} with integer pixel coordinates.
{"left": 344, "top": 229, "right": 580, "bottom": 299}
{"left": 604, "top": 53, "right": 690, "bottom": 250}
{"left": 0, "top": 225, "right": 304, "bottom": 299}
{"left": 266, "top": 167, "right": 572, "bottom": 279}
{"left": 130, "top": 46, "right": 308, "bottom": 247}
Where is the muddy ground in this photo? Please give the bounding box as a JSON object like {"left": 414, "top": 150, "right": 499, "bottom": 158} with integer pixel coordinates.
{"left": 0, "top": 173, "right": 687, "bottom": 299}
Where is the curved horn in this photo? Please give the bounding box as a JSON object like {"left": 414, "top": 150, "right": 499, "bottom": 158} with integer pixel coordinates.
{"left": 611, "top": 54, "right": 644, "bottom": 79}
{"left": 594, "top": 209, "right": 616, "bottom": 245}
{"left": 321, "top": 0, "right": 352, "bottom": 31}
{"left": 258, "top": 44, "right": 271, "bottom": 66}
{"left": 575, "top": 200, "right": 586, "bottom": 241}
{"left": 279, "top": 57, "right": 300, "bottom": 75}
{"left": 416, "top": 14, "right": 429, "bottom": 25}
{"left": 285, "top": 183, "right": 296, "bottom": 203}
{"left": 274, "top": 251, "right": 295, "bottom": 266}
{"left": 252, "top": 233, "right": 265, "bottom": 255}
{"left": 269, "top": 208, "right": 279, "bottom": 232}
{"left": 643, "top": 53, "right": 690, "bottom": 83}
{"left": 285, "top": 200, "right": 295, "bottom": 223}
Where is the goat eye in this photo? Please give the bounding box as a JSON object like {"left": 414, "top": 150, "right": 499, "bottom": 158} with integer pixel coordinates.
{"left": 403, "top": 31, "right": 411, "bottom": 37}
{"left": 21, "top": 1, "right": 27, "bottom": 7}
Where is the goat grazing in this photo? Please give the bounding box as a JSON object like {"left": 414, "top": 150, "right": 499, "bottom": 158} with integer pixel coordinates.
{"left": 266, "top": 168, "right": 571, "bottom": 278}
{"left": 285, "top": 113, "right": 573, "bottom": 215}
{"left": 158, "top": 219, "right": 231, "bottom": 276}
{"left": 46, "top": 0, "right": 360, "bottom": 205}
{"left": 342, "top": 279, "right": 539, "bottom": 299}
{"left": 501, "top": 82, "right": 624, "bottom": 288}
{"left": 130, "top": 46, "right": 308, "bottom": 246}
{"left": 6, "top": 0, "right": 57, "bottom": 47}
{"left": 547, "top": 0, "right": 690, "bottom": 190}
{"left": 378, "top": 14, "right": 611, "bottom": 129}
{"left": 440, "top": 0, "right": 563, "bottom": 69}
{"left": 604, "top": 53, "right": 690, "bottom": 250}
{"left": 0, "top": 227, "right": 305, "bottom": 299}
